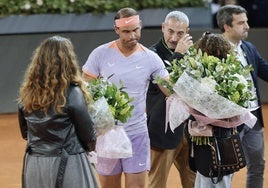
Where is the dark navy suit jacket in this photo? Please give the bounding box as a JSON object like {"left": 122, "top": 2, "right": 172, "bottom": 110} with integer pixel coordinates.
{"left": 241, "top": 41, "right": 268, "bottom": 127}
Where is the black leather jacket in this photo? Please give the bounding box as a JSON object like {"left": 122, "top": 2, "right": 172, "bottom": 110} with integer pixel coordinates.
{"left": 18, "top": 83, "right": 96, "bottom": 156}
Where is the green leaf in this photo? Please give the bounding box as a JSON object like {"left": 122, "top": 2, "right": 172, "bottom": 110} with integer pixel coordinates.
{"left": 86, "top": 76, "right": 134, "bottom": 123}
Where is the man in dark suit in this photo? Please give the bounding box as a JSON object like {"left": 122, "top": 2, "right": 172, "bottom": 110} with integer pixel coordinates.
{"left": 146, "top": 11, "right": 195, "bottom": 188}
{"left": 217, "top": 5, "right": 268, "bottom": 188}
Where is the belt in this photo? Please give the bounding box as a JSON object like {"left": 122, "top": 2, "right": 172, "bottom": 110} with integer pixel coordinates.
{"left": 213, "top": 127, "right": 235, "bottom": 138}
{"left": 23, "top": 146, "right": 69, "bottom": 188}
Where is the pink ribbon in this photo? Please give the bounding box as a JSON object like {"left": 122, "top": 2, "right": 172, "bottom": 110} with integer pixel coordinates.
{"left": 165, "top": 95, "right": 257, "bottom": 132}
{"left": 189, "top": 108, "right": 257, "bottom": 128}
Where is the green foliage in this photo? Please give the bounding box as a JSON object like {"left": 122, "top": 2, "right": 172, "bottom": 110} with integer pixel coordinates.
{"left": 157, "top": 47, "right": 256, "bottom": 145}
{"left": 85, "top": 76, "right": 134, "bottom": 123}
{"left": 190, "top": 136, "right": 211, "bottom": 145}
{"left": 139, "top": 0, "right": 204, "bottom": 9}
{"left": 158, "top": 46, "right": 256, "bottom": 108}
{"left": 0, "top": 0, "right": 206, "bottom": 17}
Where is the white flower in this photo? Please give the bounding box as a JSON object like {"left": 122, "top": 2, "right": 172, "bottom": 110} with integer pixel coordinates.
{"left": 86, "top": 77, "right": 134, "bottom": 123}
{"left": 36, "top": 0, "right": 43, "bottom": 6}
{"left": 70, "top": 0, "right": 75, "bottom": 3}
{"left": 24, "top": 3, "right": 31, "bottom": 10}
{"left": 232, "top": 73, "right": 248, "bottom": 92}
{"left": 234, "top": 73, "right": 248, "bottom": 85}
{"left": 158, "top": 47, "right": 257, "bottom": 145}
{"left": 215, "top": 64, "right": 223, "bottom": 72}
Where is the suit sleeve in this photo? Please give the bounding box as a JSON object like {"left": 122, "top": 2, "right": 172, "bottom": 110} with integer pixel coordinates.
{"left": 255, "top": 49, "right": 268, "bottom": 82}
{"left": 172, "top": 52, "right": 184, "bottom": 61}
{"left": 244, "top": 41, "right": 268, "bottom": 81}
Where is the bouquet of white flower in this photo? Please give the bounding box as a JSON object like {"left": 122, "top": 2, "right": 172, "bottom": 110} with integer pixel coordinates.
{"left": 156, "top": 47, "right": 258, "bottom": 145}
{"left": 85, "top": 76, "right": 134, "bottom": 159}
{"left": 85, "top": 76, "right": 134, "bottom": 134}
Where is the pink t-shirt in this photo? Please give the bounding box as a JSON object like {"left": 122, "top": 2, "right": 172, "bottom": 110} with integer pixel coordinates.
{"left": 83, "top": 41, "right": 168, "bottom": 135}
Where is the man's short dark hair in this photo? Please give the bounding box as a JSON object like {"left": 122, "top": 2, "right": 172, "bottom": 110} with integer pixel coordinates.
{"left": 216, "top": 5, "right": 247, "bottom": 32}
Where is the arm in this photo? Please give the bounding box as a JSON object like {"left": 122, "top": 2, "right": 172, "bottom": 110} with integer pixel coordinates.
{"left": 18, "top": 105, "right": 27, "bottom": 140}
{"left": 68, "top": 85, "right": 96, "bottom": 151}
{"left": 255, "top": 50, "right": 268, "bottom": 82}
{"left": 243, "top": 41, "right": 268, "bottom": 81}
{"left": 157, "top": 77, "right": 171, "bottom": 97}
{"left": 82, "top": 72, "right": 96, "bottom": 82}
{"left": 149, "top": 50, "right": 171, "bottom": 97}
{"left": 82, "top": 45, "right": 102, "bottom": 83}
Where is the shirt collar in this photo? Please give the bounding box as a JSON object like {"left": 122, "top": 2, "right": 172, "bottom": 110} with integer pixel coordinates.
{"left": 229, "top": 40, "right": 242, "bottom": 48}
{"left": 161, "top": 37, "right": 174, "bottom": 54}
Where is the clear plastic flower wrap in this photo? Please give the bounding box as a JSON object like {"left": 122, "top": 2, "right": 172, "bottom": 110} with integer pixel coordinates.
{"left": 96, "top": 126, "right": 132, "bottom": 159}
{"left": 174, "top": 72, "right": 249, "bottom": 119}
{"left": 88, "top": 96, "right": 115, "bottom": 136}
{"left": 156, "top": 47, "right": 258, "bottom": 145}
{"left": 168, "top": 72, "right": 257, "bottom": 131}
{"left": 85, "top": 77, "right": 134, "bottom": 159}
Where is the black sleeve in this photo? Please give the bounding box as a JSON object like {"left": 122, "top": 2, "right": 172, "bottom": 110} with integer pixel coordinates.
{"left": 18, "top": 105, "right": 27, "bottom": 140}
{"left": 172, "top": 52, "right": 184, "bottom": 61}
{"left": 68, "top": 85, "right": 96, "bottom": 151}
{"left": 249, "top": 43, "right": 268, "bottom": 82}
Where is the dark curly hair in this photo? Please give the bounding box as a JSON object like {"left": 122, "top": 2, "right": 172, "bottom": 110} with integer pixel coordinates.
{"left": 194, "top": 32, "right": 231, "bottom": 60}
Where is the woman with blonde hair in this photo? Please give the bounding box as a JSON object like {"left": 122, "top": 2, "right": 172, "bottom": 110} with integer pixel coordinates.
{"left": 18, "top": 36, "right": 98, "bottom": 188}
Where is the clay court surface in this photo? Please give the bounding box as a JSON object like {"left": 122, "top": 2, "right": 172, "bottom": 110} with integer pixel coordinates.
{"left": 1, "top": 105, "right": 267, "bottom": 188}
